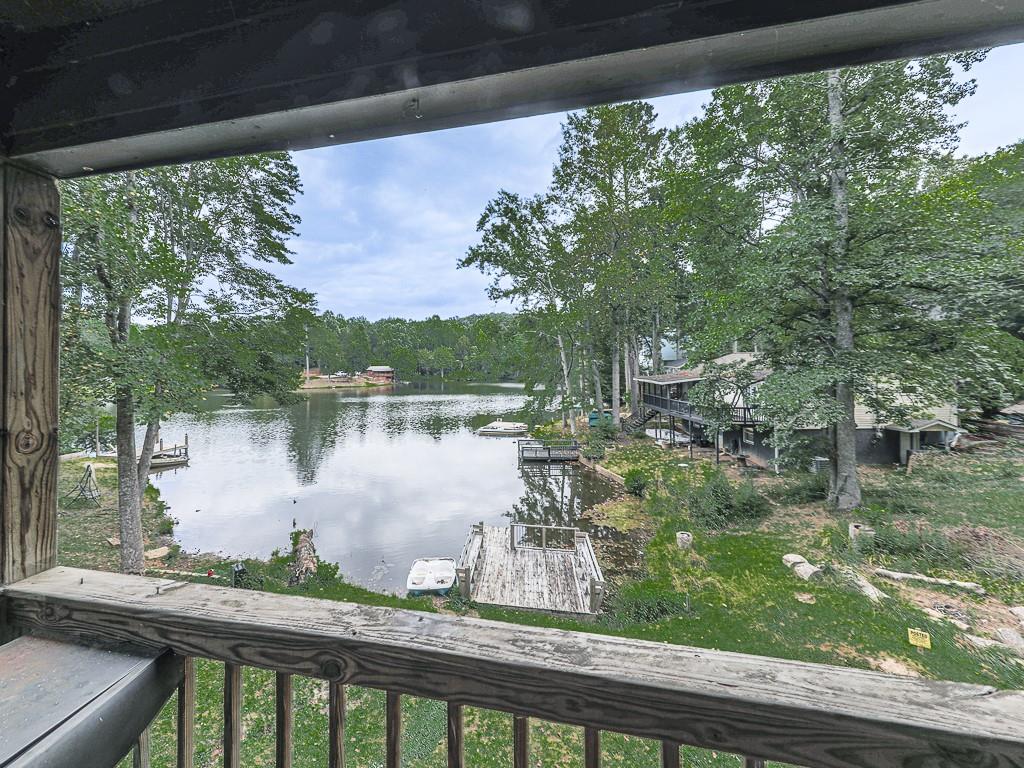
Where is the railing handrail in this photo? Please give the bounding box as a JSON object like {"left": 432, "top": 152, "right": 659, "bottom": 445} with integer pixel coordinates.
{"left": 641, "top": 394, "right": 766, "bottom": 425}
{"left": 4, "top": 567, "right": 1023, "bottom": 768}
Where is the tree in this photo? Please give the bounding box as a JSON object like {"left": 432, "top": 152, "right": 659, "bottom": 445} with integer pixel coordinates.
{"left": 670, "top": 53, "right": 1014, "bottom": 511}
{"left": 62, "top": 153, "right": 311, "bottom": 573}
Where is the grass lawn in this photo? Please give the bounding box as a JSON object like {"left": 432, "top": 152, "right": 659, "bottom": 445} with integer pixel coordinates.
{"left": 52, "top": 439, "right": 1024, "bottom": 767}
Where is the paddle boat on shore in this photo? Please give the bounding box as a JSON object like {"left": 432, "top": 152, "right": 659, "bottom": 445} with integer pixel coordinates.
{"left": 477, "top": 419, "right": 529, "bottom": 436}
{"left": 405, "top": 557, "right": 458, "bottom": 596}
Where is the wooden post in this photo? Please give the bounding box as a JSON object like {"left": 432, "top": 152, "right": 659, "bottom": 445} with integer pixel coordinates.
{"left": 386, "top": 690, "right": 402, "bottom": 768}
{"left": 513, "top": 715, "right": 529, "bottom": 768}
{"left": 0, "top": 164, "right": 61, "bottom": 586}
{"left": 133, "top": 728, "right": 151, "bottom": 768}
{"left": 224, "top": 663, "right": 242, "bottom": 768}
{"left": 541, "top": 526, "right": 547, "bottom": 551}
{"left": 584, "top": 727, "right": 600, "bottom": 768}
{"left": 276, "top": 672, "right": 293, "bottom": 768}
{"left": 661, "top": 740, "right": 681, "bottom": 768}
{"left": 328, "top": 681, "right": 345, "bottom": 768}
{"left": 178, "top": 657, "right": 196, "bottom": 768}
{"left": 447, "top": 702, "right": 464, "bottom": 768}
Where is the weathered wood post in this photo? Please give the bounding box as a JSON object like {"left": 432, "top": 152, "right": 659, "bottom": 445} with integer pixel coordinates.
{"left": 0, "top": 163, "right": 61, "bottom": 590}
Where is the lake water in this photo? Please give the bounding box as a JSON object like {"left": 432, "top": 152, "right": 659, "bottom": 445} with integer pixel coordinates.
{"left": 152, "top": 382, "right": 616, "bottom": 592}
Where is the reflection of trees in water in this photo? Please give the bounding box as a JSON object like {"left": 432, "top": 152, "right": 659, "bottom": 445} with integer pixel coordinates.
{"left": 510, "top": 465, "right": 615, "bottom": 528}
{"left": 284, "top": 395, "right": 347, "bottom": 485}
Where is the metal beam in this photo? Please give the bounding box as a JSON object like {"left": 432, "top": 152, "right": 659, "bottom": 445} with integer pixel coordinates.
{"left": 3, "top": 0, "right": 1024, "bottom": 177}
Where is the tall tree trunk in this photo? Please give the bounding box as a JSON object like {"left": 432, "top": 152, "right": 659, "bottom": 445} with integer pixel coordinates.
{"left": 591, "top": 353, "right": 603, "bottom": 414}
{"left": 651, "top": 311, "right": 661, "bottom": 374}
{"left": 555, "top": 333, "right": 577, "bottom": 436}
{"left": 137, "top": 419, "right": 160, "bottom": 504}
{"left": 116, "top": 388, "right": 145, "bottom": 574}
{"left": 623, "top": 340, "right": 633, "bottom": 414}
{"left": 827, "top": 69, "right": 862, "bottom": 512}
{"left": 611, "top": 332, "right": 621, "bottom": 428}
{"left": 628, "top": 337, "right": 640, "bottom": 412}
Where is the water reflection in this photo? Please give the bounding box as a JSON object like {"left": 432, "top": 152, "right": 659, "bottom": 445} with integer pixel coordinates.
{"left": 153, "top": 382, "right": 616, "bottom": 592}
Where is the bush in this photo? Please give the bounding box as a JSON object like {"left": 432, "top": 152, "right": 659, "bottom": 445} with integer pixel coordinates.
{"left": 687, "top": 468, "right": 771, "bottom": 529}
{"left": 623, "top": 468, "right": 648, "bottom": 497}
{"left": 871, "top": 524, "right": 967, "bottom": 568}
{"left": 607, "top": 582, "right": 690, "bottom": 624}
{"left": 581, "top": 434, "right": 606, "bottom": 460}
{"left": 862, "top": 482, "right": 929, "bottom": 516}
{"left": 593, "top": 421, "right": 619, "bottom": 441}
{"left": 772, "top": 471, "right": 829, "bottom": 504}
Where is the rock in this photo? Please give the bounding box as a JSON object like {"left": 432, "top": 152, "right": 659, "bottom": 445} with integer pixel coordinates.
{"left": 676, "top": 531, "right": 693, "bottom": 550}
{"left": 1009, "top": 606, "right": 1024, "bottom": 621}
{"left": 995, "top": 627, "right": 1024, "bottom": 648}
{"left": 144, "top": 545, "right": 170, "bottom": 560}
{"left": 795, "top": 592, "right": 816, "bottom": 604}
{"left": 951, "top": 620, "right": 971, "bottom": 632}
{"left": 966, "top": 634, "right": 1002, "bottom": 650}
{"left": 782, "top": 553, "right": 807, "bottom": 568}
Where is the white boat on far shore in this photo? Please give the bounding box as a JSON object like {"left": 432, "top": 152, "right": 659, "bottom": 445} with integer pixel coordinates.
{"left": 477, "top": 420, "right": 529, "bottom": 436}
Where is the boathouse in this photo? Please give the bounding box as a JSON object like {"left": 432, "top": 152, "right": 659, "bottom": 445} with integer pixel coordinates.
{"left": 364, "top": 365, "right": 395, "bottom": 383}
{"left": 2, "top": 3, "right": 1022, "bottom": 767}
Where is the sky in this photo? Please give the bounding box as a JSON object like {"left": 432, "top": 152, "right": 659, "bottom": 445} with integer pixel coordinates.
{"left": 276, "top": 43, "right": 1024, "bottom": 322}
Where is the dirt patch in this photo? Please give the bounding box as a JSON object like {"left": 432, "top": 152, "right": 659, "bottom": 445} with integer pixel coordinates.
{"left": 869, "top": 654, "right": 923, "bottom": 677}
{"left": 947, "top": 525, "right": 1024, "bottom": 580}
{"left": 582, "top": 496, "right": 647, "bottom": 533}
{"left": 894, "top": 582, "right": 1021, "bottom": 634}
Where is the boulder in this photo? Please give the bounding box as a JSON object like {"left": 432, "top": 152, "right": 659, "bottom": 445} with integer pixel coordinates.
{"left": 995, "top": 627, "right": 1024, "bottom": 649}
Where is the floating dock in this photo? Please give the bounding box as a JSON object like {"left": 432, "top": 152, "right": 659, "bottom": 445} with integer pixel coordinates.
{"left": 517, "top": 439, "right": 580, "bottom": 462}
{"left": 456, "top": 523, "right": 604, "bottom": 616}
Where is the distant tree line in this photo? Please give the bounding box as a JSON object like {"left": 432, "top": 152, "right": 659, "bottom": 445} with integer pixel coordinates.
{"left": 305, "top": 312, "right": 532, "bottom": 381}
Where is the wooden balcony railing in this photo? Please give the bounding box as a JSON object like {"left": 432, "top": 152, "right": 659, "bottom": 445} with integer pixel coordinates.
{"left": 641, "top": 394, "right": 765, "bottom": 426}
{"left": 3, "top": 566, "right": 1023, "bottom": 768}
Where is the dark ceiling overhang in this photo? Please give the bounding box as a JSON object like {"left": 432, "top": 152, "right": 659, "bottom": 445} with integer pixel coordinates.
{"left": 2, "top": 0, "right": 1024, "bottom": 177}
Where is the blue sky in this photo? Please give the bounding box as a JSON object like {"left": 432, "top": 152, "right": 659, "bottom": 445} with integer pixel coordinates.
{"left": 278, "top": 43, "right": 1024, "bottom": 321}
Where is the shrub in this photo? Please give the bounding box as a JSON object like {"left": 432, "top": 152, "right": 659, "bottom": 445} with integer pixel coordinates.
{"left": 687, "top": 469, "right": 771, "bottom": 529}
{"left": 623, "top": 468, "right": 648, "bottom": 497}
{"left": 862, "top": 482, "right": 929, "bottom": 516}
{"left": 772, "top": 471, "right": 829, "bottom": 504}
{"left": 593, "top": 421, "right": 619, "bottom": 441}
{"left": 871, "top": 524, "right": 967, "bottom": 568}
{"left": 581, "top": 434, "right": 606, "bottom": 460}
{"left": 607, "top": 582, "right": 690, "bottom": 624}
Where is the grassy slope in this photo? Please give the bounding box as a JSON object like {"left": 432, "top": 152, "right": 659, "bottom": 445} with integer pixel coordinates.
{"left": 56, "top": 441, "right": 1024, "bottom": 768}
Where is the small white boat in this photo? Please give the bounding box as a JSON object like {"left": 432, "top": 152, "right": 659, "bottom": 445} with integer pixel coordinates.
{"left": 406, "top": 557, "right": 457, "bottom": 596}
{"left": 477, "top": 420, "right": 529, "bottom": 436}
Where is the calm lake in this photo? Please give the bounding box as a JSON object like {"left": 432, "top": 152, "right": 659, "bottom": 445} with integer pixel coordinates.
{"left": 152, "top": 381, "right": 616, "bottom": 592}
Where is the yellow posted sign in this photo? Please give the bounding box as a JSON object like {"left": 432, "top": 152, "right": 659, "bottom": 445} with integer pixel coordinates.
{"left": 907, "top": 628, "right": 931, "bottom": 649}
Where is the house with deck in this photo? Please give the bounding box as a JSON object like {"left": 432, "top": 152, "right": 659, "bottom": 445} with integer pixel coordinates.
{"left": 1, "top": 3, "right": 1022, "bottom": 768}
{"left": 364, "top": 365, "right": 396, "bottom": 383}
{"left": 639, "top": 354, "right": 960, "bottom": 468}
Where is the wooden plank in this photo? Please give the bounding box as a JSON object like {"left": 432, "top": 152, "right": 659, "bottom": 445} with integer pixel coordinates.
{"left": 8, "top": 2, "right": 1024, "bottom": 177}
{"left": 584, "top": 727, "right": 600, "bottom": 768}
{"left": 328, "top": 681, "right": 344, "bottom": 768}
{"left": 133, "top": 729, "right": 151, "bottom": 768}
{"left": 223, "top": 663, "right": 242, "bottom": 768}
{"left": 744, "top": 759, "right": 765, "bottom": 768}
{"left": 446, "top": 703, "right": 463, "bottom": 768}
{"left": 0, "top": 165, "right": 60, "bottom": 585}
{"left": 275, "top": 672, "right": 292, "bottom": 768}
{"left": 177, "top": 657, "right": 195, "bottom": 768}
{"left": 661, "top": 741, "right": 681, "bottom": 768}
{"left": 7, "top": 567, "right": 1024, "bottom": 768}
{"left": 513, "top": 716, "right": 529, "bottom": 768}
{"left": 0, "top": 635, "right": 181, "bottom": 768}
{"left": 386, "top": 691, "right": 401, "bottom": 768}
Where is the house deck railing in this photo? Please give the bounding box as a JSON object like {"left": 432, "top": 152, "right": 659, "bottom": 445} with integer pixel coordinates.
{"left": 641, "top": 394, "right": 765, "bottom": 426}
{"left": 2, "top": 566, "right": 1023, "bottom": 768}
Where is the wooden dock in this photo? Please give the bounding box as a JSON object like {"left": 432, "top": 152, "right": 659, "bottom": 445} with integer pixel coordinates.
{"left": 517, "top": 439, "right": 580, "bottom": 462}
{"left": 456, "top": 523, "right": 605, "bottom": 616}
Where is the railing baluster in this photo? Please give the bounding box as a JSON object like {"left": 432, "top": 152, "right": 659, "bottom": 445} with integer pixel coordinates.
{"left": 386, "top": 690, "right": 402, "bottom": 768}
{"left": 513, "top": 715, "right": 529, "bottom": 768}
{"left": 177, "top": 657, "right": 195, "bottom": 768}
{"left": 660, "top": 740, "right": 680, "bottom": 768}
{"left": 276, "top": 672, "right": 293, "bottom": 768}
{"left": 224, "top": 663, "right": 242, "bottom": 768}
{"left": 329, "top": 681, "right": 346, "bottom": 768}
{"left": 744, "top": 759, "right": 765, "bottom": 768}
{"left": 584, "top": 727, "right": 600, "bottom": 768}
{"left": 447, "top": 703, "right": 464, "bottom": 768}
{"left": 133, "top": 728, "right": 151, "bottom": 768}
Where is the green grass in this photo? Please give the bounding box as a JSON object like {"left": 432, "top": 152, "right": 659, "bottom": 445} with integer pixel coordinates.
{"left": 61, "top": 442, "right": 1024, "bottom": 768}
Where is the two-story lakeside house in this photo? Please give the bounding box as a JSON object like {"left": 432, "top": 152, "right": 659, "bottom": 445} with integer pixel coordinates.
{"left": 638, "top": 353, "right": 960, "bottom": 468}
